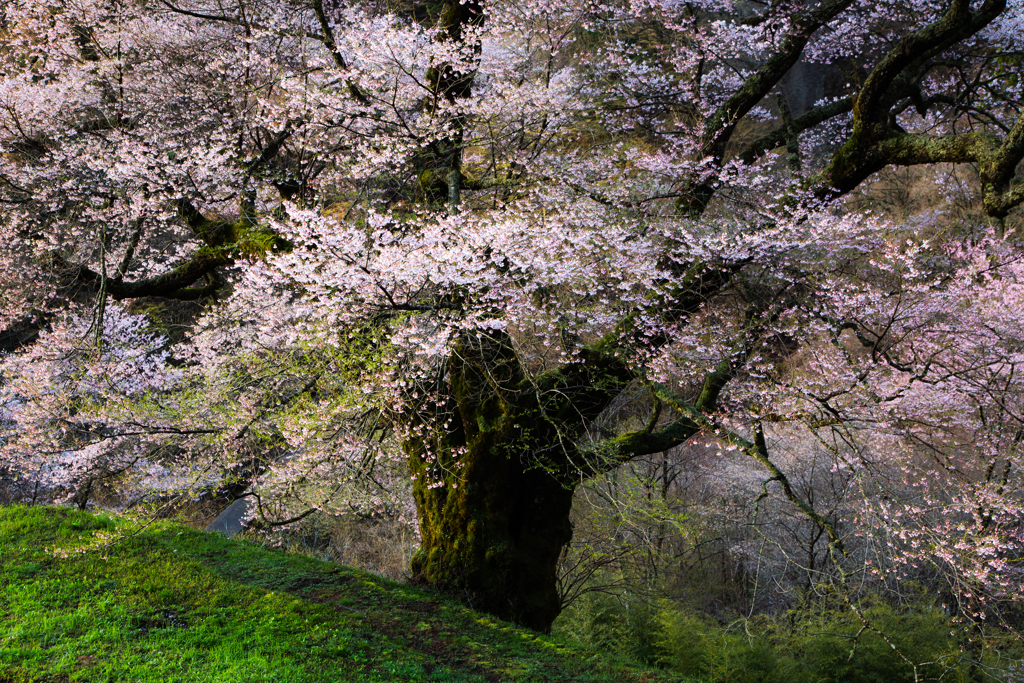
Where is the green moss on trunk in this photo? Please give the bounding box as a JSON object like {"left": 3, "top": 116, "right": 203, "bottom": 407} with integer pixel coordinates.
{"left": 406, "top": 333, "right": 576, "bottom": 633}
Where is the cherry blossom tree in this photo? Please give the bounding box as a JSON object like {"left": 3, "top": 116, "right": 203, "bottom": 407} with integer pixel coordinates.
{"left": 1, "top": 0, "right": 1023, "bottom": 634}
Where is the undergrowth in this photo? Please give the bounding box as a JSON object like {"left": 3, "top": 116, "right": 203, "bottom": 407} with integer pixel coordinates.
{"left": 553, "top": 589, "right": 1023, "bottom": 683}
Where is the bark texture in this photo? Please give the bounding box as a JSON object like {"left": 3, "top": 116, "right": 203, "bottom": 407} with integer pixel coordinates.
{"left": 406, "top": 333, "right": 577, "bottom": 632}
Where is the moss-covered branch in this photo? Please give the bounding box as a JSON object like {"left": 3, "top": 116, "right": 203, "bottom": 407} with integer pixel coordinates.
{"left": 64, "top": 246, "right": 232, "bottom": 300}
{"left": 576, "top": 413, "right": 701, "bottom": 477}
{"left": 821, "top": 118, "right": 1024, "bottom": 217}
{"left": 531, "top": 347, "right": 635, "bottom": 428}
{"left": 981, "top": 110, "right": 1024, "bottom": 218}
{"left": 823, "top": 129, "right": 999, "bottom": 197}
{"left": 816, "top": 0, "right": 1020, "bottom": 216}
{"left": 853, "top": 0, "right": 1005, "bottom": 130}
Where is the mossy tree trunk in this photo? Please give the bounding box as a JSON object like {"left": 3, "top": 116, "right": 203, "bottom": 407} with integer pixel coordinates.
{"left": 402, "top": 311, "right": 727, "bottom": 631}
{"left": 405, "top": 331, "right": 639, "bottom": 632}
{"left": 407, "top": 419, "right": 576, "bottom": 632}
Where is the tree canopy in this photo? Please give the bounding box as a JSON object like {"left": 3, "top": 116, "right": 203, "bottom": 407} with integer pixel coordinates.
{"left": 1, "top": 0, "right": 1023, "bottom": 635}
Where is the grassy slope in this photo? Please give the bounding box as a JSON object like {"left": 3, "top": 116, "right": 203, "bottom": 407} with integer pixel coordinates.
{"left": 0, "top": 506, "right": 685, "bottom": 683}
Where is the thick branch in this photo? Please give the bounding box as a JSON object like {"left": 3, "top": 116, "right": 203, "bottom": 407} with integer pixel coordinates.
{"left": 986, "top": 183, "right": 1024, "bottom": 218}
{"left": 981, "top": 110, "right": 1024, "bottom": 217}
{"left": 985, "top": 109, "right": 1024, "bottom": 186}
{"left": 854, "top": 0, "right": 1006, "bottom": 128}
{"left": 172, "top": 199, "right": 243, "bottom": 246}
{"left": 532, "top": 347, "right": 636, "bottom": 428}
{"left": 174, "top": 197, "right": 212, "bottom": 234}
{"left": 75, "top": 114, "right": 141, "bottom": 134}
{"left": 114, "top": 218, "right": 145, "bottom": 281}
{"left": 578, "top": 413, "right": 701, "bottom": 476}
{"left": 64, "top": 247, "right": 231, "bottom": 300}
{"left": 819, "top": 0, "right": 1012, "bottom": 207}
{"left": 311, "top": 0, "right": 370, "bottom": 105}
{"left": 680, "top": 0, "right": 857, "bottom": 215}
{"left": 249, "top": 127, "right": 296, "bottom": 173}
{"left": 705, "top": 0, "right": 856, "bottom": 157}
{"left": 821, "top": 124, "right": 1024, "bottom": 217}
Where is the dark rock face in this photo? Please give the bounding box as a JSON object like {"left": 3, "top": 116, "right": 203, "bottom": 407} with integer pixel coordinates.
{"left": 205, "top": 498, "right": 251, "bottom": 536}
{"left": 780, "top": 58, "right": 857, "bottom": 165}
{"left": 780, "top": 60, "right": 849, "bottom": 117}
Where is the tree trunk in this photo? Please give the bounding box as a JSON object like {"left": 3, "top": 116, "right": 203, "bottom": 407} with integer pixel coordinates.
{"left": 406, "top": 332, "right": 582, "bottom": 632}
{"left": 407, "top": 435, "right": 575, "bottom": 632}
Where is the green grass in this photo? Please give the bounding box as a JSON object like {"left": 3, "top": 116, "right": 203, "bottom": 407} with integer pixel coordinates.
{"left": 0, "top": 505, "right": 685, "bottom": 682}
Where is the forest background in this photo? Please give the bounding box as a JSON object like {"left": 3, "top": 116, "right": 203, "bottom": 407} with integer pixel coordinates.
{"left": 1, "top": 0, "right": 1024, "bottom": 680}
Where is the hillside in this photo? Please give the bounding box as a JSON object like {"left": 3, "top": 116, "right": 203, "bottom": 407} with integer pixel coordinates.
{"left": 0, "top": 506, "right": 684, "bottom": 683}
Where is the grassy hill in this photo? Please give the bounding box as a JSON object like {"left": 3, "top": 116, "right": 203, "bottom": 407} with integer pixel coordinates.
{"left": 0, "top": 505, "right": 684, "bottom": 682}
